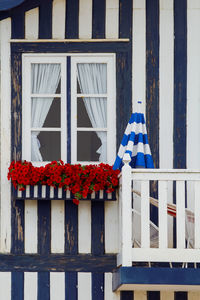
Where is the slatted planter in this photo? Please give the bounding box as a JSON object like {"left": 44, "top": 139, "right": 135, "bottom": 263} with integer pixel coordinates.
{"left": 12, "top": 185, "right": 117, "bottom": 201}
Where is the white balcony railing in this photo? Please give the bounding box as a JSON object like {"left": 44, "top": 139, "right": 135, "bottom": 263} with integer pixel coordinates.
{"left": 117, "top": 159, "right": 200, "bottom": 267}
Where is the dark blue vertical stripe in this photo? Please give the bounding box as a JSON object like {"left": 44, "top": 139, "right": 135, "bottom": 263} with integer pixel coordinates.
{"left": 38, "top": 201, "right": 51, "bottom": 254}
{"left": 38, "top": 272, "right": 50, "bottom": 300}
{"left": 65, "top": 272, "right": 78, "bottom": 300}
{"left": 11, "top": 52, "right": 24, "bottom": 254}
{"left": 146, "top": 0, "right": 159, "bottom": 225}
{"left": 92, "top": 0, "right": 105, "bottom": 38}
{"left": 67, "top": 57, "right": 71, "bottom": 163}
{"left": 12, "top": 272, "right": 24, "bottom": 300}
{"left": 91, "top": 202, "right": 104, "bottom": 300}
{"left": 120, "top": 291, "right": 133, "bottom": 300}
{"left": 119, "top": 0, "right": 133, "bottom": 38}
{"left": 175, "top": 292, "right": 187, "bottom": 300}
{"left": 92, "top": 273, "right": 104, "bottom": 300}
{"left": 173, "top": 0, "right": 187, "bottom": 169}
{"left": 65, "top": 0, "right": 79, "bottom": 38}
{"left": 11, "top": 7, "right": 25, "bottom": 39}
{"left": 65, "top": 201, "right": 78, "bottom": 300}
{"left": 39, "top": 0, "right": 52, "bottom": 39}
{"left": 147, "top": 291, "right": 160, "bottom": 300}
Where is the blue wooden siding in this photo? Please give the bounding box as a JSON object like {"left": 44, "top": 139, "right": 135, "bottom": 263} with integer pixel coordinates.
{"left": 0, "top": 0, "right": 192, "bottom": 299}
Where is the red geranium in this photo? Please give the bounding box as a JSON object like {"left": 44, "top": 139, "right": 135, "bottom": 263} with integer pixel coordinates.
{"left": 8, "top": 161, "right": 120, "bottom": 205}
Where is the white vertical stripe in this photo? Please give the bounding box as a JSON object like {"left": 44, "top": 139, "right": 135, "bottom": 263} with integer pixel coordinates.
{"left": 132, "top": 0, "right": 146, "bottom": 113}
{"left": 50, "top": 272, "right": 65, "bottom": 300}
{"left": 106, "top": 0, "right": 119, "bottom": 38}
{"left": 134, "top": 291, "right": 147, "bottom": 300}
{"left": 141, "top": 181, "right": 150, "bottom": 248}
{"left": 51, "top": 200, "right": 65, "bottom": 253}
{"left": 25, "top": 200, "right": 38, "bottom": 253}
{"left": 104, "top": 273, "right": 120, "bottom": 300}
{"left": 160, "top": 291, "right": 174, "bottom": 300}
{"left": 25, "top": 8, "right": 39, "bottom": 39}
{"left": 78, "top": 272, "right": 91, "bottom": 300}
{"left": 52, "top": 0, "right": 66, "bottom": 39}
{"left": 78, "top": 201, "right": 91, "bottom": 253}
{"left": 105, "top": 201, "right": 119, "bottom": 253}
{"left": 188, "top": 292, "right": 200, "bottom": 300}
{"left": 0, "top": 18, "right": 11, "bottom": 252}
{"left": 176, "top": 181, "right": 185, "bottom": 248}
{"left": 194, "top": 181, "right": 200, "bottom": 248}
{"left": 24, "top": 272, "right": 37, "bottom": 300}
{"left": 79, "top": 0, "right": 92, "bottom": 39}
{"left": 159, "top": 181, "right": 168, "bottom": 248}
{"left": 0, "top": 272, "right": 11, "bottom": 300}
{"left": 159, "top": 0, "right": 174, "bottom": 169}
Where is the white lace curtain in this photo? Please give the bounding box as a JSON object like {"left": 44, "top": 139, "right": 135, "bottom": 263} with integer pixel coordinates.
{"left": 31, "top": 63, "right": 61, "bottom": 161}
{"left": 77, "top": 63, "right": 107, "bottom": 162}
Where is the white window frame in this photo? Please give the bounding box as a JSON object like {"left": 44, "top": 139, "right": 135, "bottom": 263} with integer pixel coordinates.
{"left": 22, "top": 54, "right": 116, "bottom": 165}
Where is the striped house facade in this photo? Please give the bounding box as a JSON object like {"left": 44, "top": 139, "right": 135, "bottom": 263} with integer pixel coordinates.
{"left": 0, "top": 0, "right": 200, "bottom": 299}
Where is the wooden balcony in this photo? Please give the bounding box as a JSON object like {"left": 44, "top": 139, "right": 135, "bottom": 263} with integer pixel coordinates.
{"left": 113, "top": 164, "right": 200, "bottom": 291}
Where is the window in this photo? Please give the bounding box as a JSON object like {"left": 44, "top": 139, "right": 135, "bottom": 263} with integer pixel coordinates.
{"left": 22, "top": 54, "right": 116, "bottom": 165}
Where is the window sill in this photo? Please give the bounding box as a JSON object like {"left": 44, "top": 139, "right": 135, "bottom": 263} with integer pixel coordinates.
{"left": 12, "top": 185, "right": 117, "bottom": 201}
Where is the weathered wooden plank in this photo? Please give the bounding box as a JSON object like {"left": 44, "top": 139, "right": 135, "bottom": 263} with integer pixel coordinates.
{"left": 0, "top": 254, "right": 116, "bottom": 272}
{"left": 11, "top": 272, "right": 24, "bottom": 300}
{"left": 11, "top": 6, "right": 25, "bottom": 39}
{"left": 78, "top": 201, "right": 91, "bottom": 253}
{"left": 176, "top": 181, "right": 185, "bottom": 248}
{"left": 92, "top": 0, "right": 106, "bottom": 38}
{"left": 38, "top": 201, "right": 51, "bottom": 255}
{"left": 25, "top": 7, "right": 39, "bottom": 39}
{"left": 38, "top": 272, "right": 50, "bottom": 300}
{"left": 24, "top": 272, "right": 37, "bottom": 300}
{"left": 173, "top": 0, "right": 187, "bottom": 169}
{"left": 79, "top": 0, "right": 92, "bottom": 39}
{"left": 91, "top": 202, "right": 104, "bottom": 255}
{"left": 105, "top": 0, "right": 119, "bottom": 39}
{"left": 159, "top": 181, "right": 168, "bottom": 248}
{"left": 52, "top": 0, "right": 65, "bottom": 39}
{"left": 134, "top": 291, "right": 147, "bottom": 300}
{"left": 92, "top": 273, "right": 104, "bottom": 300}
{"left": 51, "top": 200, "right": 65, "bottom": 253}
{"left": 78, "top": 273, "right": 91, "bottom": 300}
{"left": 141, "top": 181, "right": 150, "bottom": 248}
{"left": 160, "top": 291, "right": 174, "bottom": 300}
{"left": 65, "top": 0, "right": 79, "bottom": 38}
{"left": 104, "top": 273, "right": 120, "bottom": 300}
{"left": 0, "top": 272, "right": 11, "bottom": 300}
{"left": 50, "top": 272, "right": 65, "bottom": 300}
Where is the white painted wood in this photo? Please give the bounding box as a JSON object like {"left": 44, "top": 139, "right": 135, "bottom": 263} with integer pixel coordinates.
{"left": 50, "top": 186, "right": 54, "bottom": 198}
{"left": 0, "top": 272, "right": 11, "bottom": 300}
{"left": 117, "top": 283, "right": 200, "bottom": 292}
{"left": 106, "top": 0, "right": 119, "bottom": 38}
{"left": 176, "top": 181, "right": 185, "bottom": 248}
{"left": 52, "top": 0, "right": 65, "bottom": 39}
{"left": 132, "top": 0, "right": 146, "bottom": 112}
{"left": 105, "top": 200, "right": 119, "bottom": 253}
{"left": 25, "top": 200, "right": 38, "bottom": 253}
{"left": 51, "top": 200, "right": 65, "bottom": 253}
{"left": 58, "top": 188, "right": 62, "bottom": 199}
{"left": 188, "top": 0, "right": 200, "bottom": 9}
{"left": 50, "top": 272, "right": 65, "bottom": 300}
{"left": 104, "top": 273, "right": 120, "bottom": 300}
{"left": 188, "top": 292, "right": 200, "bottom": 300}
{"left": 159, "top": 181, "right": 168, "bottom": 248}
{"left": 25, "top": 8, "right": 39, "bottom": 39}
{"left": 78, "top": 272, "right": 91, "bottom": 300}
{"left": 78, "top": 201, "right": 91, "bottom": 253}
{"left": 159, "top": 0, "right": 173, "bottom": 169}
{"left": 121, "top": 161, "right": 132, "bottom": 266}
{"left": 42, "top": 185, "right": 46, "bottom": 198}
{"left": 131, "top": 169, "right": 200, "bottom": 181}
{"left": 24, "top": 272, "right": 37, "bottom": 300}
{"left": 79, "top": 0, "right": 92, "bottom": 39}
{"left": 134, "top": 291, "right": 147, "bottom": 300}
{"left": 0, "top": 18, "right": 11, "bottom": 252}
{"left": 141, "top": 181, "right": 150, "bottom": 248}
{"left": 160, "top": 291, "right": 174, "bottom": 300}
{"left": 131, "top": 248, "right": 200, "bottom": 262}
{"left": 194, "top": 181, "right": 200, "bottom": 248}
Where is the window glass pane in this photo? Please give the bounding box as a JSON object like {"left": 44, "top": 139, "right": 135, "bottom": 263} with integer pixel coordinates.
{"left": 31, "top": 98, "right": 61, "bottom": 128}
{"left": 77, "top": 63, "right": 107, "bottom": 94}
{"left": 31, "top": 63, "right": 61, "bottom": 94}
{"left": 77, "top": 97, "right": 107, "bottom": 128}
{"left": 31, "top": 131, "right": 61, "bottom": 161}
{"left": 77, "top": 131, "right": 107, "bottom": 162}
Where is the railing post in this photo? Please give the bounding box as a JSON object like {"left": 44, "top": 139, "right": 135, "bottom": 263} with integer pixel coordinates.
{"left": 121, "top": 153, "right": 132, "bottom": 266}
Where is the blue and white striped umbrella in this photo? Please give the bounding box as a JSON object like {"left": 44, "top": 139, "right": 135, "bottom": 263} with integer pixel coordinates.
{"left": 113, "top": 102, "right": 154, "bottom": 170}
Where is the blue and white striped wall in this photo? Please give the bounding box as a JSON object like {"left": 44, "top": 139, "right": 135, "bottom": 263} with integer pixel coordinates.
{"left": 1, "top": 0, "right": 200, "bottom": 299}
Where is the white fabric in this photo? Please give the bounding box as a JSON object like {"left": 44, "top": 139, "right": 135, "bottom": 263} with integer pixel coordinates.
{"left": 77, "top": 63, "right": 107, "bottom": 162}
{"left": 31, "top": 63, "right": 61, "bottom": 161}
